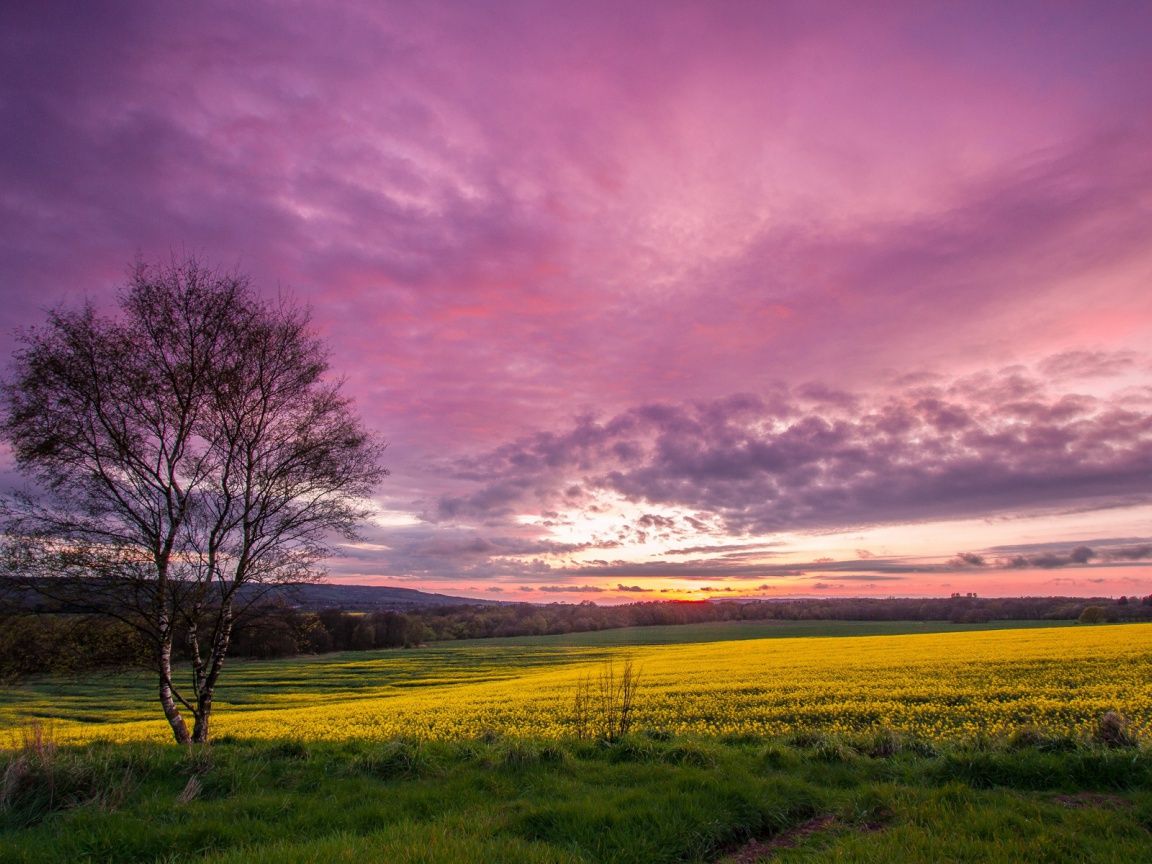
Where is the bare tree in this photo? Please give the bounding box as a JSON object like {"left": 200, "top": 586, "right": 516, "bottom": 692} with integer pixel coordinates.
{"left": 1, "top": 259, "right": 386, "bottom": 743}
{"left": 571, "top": 659, "right": 641, "bottom": 742}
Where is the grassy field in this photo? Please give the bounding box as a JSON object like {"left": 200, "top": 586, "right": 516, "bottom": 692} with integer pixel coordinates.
{"left": 446, "top": 618, "right": 1078, "bottom": 647}
{"left": 1, "top": 622, "right": 1147, "bottom": 745}
{"left": 3, "top": 733, "right": 1151, "bottom": 863}
{"left": 2, "top": 621, "right": 1151, "bottom": 862}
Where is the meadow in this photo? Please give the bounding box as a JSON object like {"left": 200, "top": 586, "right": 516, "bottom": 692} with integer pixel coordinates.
{"left": 0, "top": 621, "right": 1144, "bottom": 746}
{"left": 2, "top": 620, "right": 1151, "bottom": 862}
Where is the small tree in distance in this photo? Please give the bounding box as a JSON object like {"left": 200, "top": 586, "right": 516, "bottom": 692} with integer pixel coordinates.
{"left": 1078, "top": 605, "right": 1113, "bottom": 625}
{"left": 1, "top": 259, "right": 387, "bottom": 744}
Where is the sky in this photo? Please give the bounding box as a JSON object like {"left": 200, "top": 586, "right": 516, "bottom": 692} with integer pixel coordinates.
{"left": 2, "top": 0, "right": 1151, "bottom": 603}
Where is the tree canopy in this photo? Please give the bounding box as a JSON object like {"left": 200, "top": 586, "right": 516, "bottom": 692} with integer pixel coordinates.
{"left": 1, "top": 259, "right": 386, "bottom": 743}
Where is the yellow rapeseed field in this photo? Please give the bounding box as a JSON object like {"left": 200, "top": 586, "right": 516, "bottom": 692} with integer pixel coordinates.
{"left": 4, "top": 624, "right": 1150, "bottom": 746}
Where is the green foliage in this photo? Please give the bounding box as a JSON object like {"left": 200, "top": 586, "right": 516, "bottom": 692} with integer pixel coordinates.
{"left": 3, "top": 735, "right": 1151, "bottom": 863}
{"left": 0, "top": 612, "right": 1093, "bottom": 678}
{"left": 1079, "top": 605, "right": 1110, "bottom": 624}
{"left": 355, "top": 740, "right": 429, "bottom": 780}
{"left": 265, "top": 740, "right": 309, "bottom": 761}
{"left": 0, "top": 615, "right": 148, "bottom": 682}
{"left": 0, "top": 729, "right": 142, "bottom": 829}
{"left": 450, "top": 617, "right": 1083, "bottom": 648}
{"left": 931, "top": 747, "right": 1152, "bottom": 791}
{"left": 1007, "top": 725, "right": 1081, "bottom": 753}
{"left": 660, "top": 742, "right": 719, "bottom": 768}
{"left": 859, "top": 727, "right": 905, "bottom": 758}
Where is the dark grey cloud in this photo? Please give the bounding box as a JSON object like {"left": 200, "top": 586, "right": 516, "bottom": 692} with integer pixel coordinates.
{"left": 1105, "top": 544, "right": 1152, "bottom": 561}
{"left": 804, "top": 573, "right": 906, "bottom": 582}
{"left": 539, "top": 555, "right": 920, "bottom": 582}
{"left": 1000, "top": 547, "right": 1094, "bottom": 569}
{"left": 975, "top": 537, "right": 1152, "bottom": 569}
{"left": 433, "top": 364, "right": 1152, "bottom": 536}
{"left": 328, "top": 524, "right": 597, "bottom": 582}
{"left": 331, "top": 522, "right": 1148, "bottom": 589}
{"left": 665, "top": 541, "right": 786, "bottom": 556}
{"left": 948, "top": 552, "right": 987, "bottom": 567}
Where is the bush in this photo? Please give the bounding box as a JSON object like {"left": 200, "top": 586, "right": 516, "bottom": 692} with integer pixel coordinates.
{"left": 570, "top": 659, "right": 642, "bottom": 742}
{"left": 1078, "top": 605, "right": 1115, "bottom": 624}
{"left": 1093, "top": 711, "right": 1138, "bottom": 749}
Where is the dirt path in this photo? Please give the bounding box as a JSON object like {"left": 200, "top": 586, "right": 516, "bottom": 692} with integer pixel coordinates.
{"left": 719, "top": 814, "right": 840, "bottom": 863}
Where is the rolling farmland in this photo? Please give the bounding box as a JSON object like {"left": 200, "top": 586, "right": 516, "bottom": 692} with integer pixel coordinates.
{"left": 4, "top": 623, "right": 1147, "bottom": 747}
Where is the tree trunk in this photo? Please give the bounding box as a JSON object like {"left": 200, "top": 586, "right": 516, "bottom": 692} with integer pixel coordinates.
{"left": 191, "top": 604, "right": 234, "bottom": 744}
{"left": 191, "top": 702, "right": 211, "bottom": 743}
{"left": 157, "top": 638, "right": 191, "bottom": 744}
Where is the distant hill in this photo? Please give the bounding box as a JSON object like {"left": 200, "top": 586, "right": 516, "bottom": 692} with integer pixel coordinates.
{"left": 8, "top": 578, "right": 508, "bottom": 613}
{"left": 262, "top": 583, "right": 507, "bottom": 611}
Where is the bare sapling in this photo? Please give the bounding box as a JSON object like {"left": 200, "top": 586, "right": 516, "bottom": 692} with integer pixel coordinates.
{"left": 571, "top": 658, "right": 641, "bottom": 742}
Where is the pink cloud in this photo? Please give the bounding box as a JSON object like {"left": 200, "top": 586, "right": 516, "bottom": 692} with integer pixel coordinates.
{"left": 3, "top": 2, "right": 1152, "bottom": 596}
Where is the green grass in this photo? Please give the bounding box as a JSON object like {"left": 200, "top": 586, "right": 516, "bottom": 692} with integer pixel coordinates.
{"left": 1, "top": 619, "right": 1147, "bottom": 862}
{"left": 1, "top": 734, "right": 1149, "bottom": 863}
{"left": 0, "top": 645, "right": 593, "bottom": 727}
{"left": 450, "top": 618, "right": 1077, "bottom": 647}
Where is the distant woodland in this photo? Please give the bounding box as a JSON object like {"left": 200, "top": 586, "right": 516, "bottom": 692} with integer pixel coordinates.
{"left": 3, "top": 592, "right": 1150, "bottom": 680}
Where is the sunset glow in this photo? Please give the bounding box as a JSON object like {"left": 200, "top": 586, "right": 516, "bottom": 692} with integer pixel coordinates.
{"left": 2, "top": 1, "right": 1151, "bottom": 602}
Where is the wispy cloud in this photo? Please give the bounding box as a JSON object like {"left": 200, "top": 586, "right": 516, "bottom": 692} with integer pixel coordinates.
{"left": 3, "top": 2, "right": 1151, "bottom": 596}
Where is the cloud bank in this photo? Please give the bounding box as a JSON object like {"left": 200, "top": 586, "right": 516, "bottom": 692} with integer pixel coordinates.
{"left": 435, "top": 365, "right": 1152, "bottom": 536}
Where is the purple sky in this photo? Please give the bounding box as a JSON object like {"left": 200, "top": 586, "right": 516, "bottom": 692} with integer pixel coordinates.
{"left": 3, "top": 1, "right": 1151, "bottom": 601}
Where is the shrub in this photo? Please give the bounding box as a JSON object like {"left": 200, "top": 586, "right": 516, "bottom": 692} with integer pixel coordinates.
{"left": 1093, "top": 711, "right": 1138, "bottom": 749}
{"left": 1078, "top": 606, "right": 1111, "bottom": 624}
{"left": 570, "top": 659, "right": 642, "bottom": 742}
